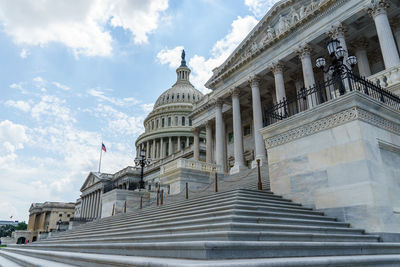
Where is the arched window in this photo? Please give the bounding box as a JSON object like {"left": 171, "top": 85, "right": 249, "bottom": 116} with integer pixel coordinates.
{"left": 183, "top": 94, "right": 185, "bottom": 99}
{"left": 182, "top": 116, "right": 185, "bottom": 126}
{"left": 172, "top": 94, "right": 174, "bottom": 100}
{"left": 162, "top": 118, "right": 165, "bottom": 127}
{"left": 168, "top": 117, "right": 171, "bottom": 126}
{"left": 156, "top": 119, "right": 159, "bottom": 128}
{"left": 177, "top": 94, "right": 180, "bottom": 100}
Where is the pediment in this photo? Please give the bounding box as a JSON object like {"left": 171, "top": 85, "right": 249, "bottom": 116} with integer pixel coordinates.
{"left": 206, "top": 0, "right": 329, "bottom": 88}
{"left": 80, "top": 172, "right": 100, "bottom": 191}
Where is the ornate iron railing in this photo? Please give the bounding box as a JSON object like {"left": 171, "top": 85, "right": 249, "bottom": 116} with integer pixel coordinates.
{"left": 264, "top": 71, "right": 400, "bottom": 126}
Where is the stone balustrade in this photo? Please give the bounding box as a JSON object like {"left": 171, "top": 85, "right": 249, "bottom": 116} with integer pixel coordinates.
{"left": 160, "top": 158, "right": 222, "bottom": 175}
{"left": 368, "top": 65, "right": 400, "bottom": 89}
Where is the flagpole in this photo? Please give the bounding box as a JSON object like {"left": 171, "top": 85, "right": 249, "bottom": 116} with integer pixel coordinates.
{"left": 98, "top": 142, "right": 103, "bottom": 173}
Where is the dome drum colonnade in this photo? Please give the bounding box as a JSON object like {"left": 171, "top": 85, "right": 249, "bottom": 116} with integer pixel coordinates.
{"left": 190, "top": 0, "right": 400, "bottom": 174}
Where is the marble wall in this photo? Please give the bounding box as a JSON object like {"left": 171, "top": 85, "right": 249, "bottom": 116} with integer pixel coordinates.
{"left": 261, "top": 92, "right": 400, "bottom": 234}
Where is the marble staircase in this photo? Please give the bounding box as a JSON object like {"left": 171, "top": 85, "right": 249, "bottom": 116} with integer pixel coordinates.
{"left": 1, "top": 168, "right": 400, "bottom": 266}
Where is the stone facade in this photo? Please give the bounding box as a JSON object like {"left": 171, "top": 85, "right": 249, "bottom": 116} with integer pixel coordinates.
{"left": 27, "top": 202, "right": 74, "bottom": 242}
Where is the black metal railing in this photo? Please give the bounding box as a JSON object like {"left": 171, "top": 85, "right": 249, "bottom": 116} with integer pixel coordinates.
{"left": 264, "top": 71, "right": 400, "bottom": 126}
{"left": 69, "top": 217, "right": 95, "bottom": 222}
{"left": 103, "top": 182, "right": 138, "bottom": 194}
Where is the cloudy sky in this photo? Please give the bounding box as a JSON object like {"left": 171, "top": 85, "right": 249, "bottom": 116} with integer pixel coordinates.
{"left": 0, "top": 0, "right": 279, "bottom": 222}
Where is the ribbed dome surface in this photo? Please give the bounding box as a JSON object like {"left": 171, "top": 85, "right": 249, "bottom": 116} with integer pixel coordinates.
{"left": 154, "top": 82, "right": 203, "bottom": 109}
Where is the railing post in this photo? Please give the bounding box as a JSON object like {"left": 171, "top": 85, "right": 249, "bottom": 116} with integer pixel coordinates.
{"left": 215, "top": 172, "right": 218, "bottom": 193}
{"left": 185, "top": 182, "right": 189, "bottom": 199}
{"left": 257, "top": 159, "right": 262, "bottom": 190}
{"left": 161, "top": 189, "right": 164, "bottom": 205}
{"left": 156, "top": 188, "right": 160, "bottom": 206}
{"left": 140, "top": 197, "right": 143, "bottom": 209}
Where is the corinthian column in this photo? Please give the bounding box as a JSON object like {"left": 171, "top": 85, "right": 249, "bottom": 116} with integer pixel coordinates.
{"left": 368, "top": 0, "right": 400, "bottom": 69}
{"left": 297, "top": 43, "right": 317, "bottom": 108}
{"left": 353, "top": 38, "right": 372, "bottom": 77}
{"left": 271, "top": 62, "right": 286, "bottom": 104}
{"left": 160, "top": 138, "right": 164, "bottom": 159}
{"left": 215, "top": 100, "right": 224, "bottom": 167}
{"left": 249, "top": 76, "right": 267, "bottom": 167}
{"left": 192, "top": 128, "right": 200, "bottom": 161}
{"left": 168, "top": 137, "right": 172, "bottom": 156}
{"left": 230, "top": 88, "right": 246, "bottom": 174}
{"left": 206, "top": 121, "right": 213, "bottom": 163}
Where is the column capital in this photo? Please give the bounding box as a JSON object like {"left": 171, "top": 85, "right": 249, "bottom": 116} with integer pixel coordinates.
{"left": 270, "top": 61, "right": 284, "bottom": 75}
{"left": 367, "top": 0, "right": 389, "bottom": 18}
{"left": 326, "top": 22, "right": 347, "bottom": 39}
{"left": 215, "top": 98, "right": 224, "bottom": 108}
{"left": 248, "top": 75, "right": 260, "bottom": 87}
{"left": 296, "top": 43, "right": 312, "bottom": 60}
{"left": 205, "top": 120, "right": 213, "bottom": 129}
{"left": 229, "top": 87, "right": 241, "bottom": 98}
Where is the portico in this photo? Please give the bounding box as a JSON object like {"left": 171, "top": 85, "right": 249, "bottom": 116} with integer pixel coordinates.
{"left": 190, "top": 0, "right": 400, "bottom": 175}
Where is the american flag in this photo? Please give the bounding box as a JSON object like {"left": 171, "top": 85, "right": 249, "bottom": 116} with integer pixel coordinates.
{"left": 102, "top": 143, "right": 107, "bottom": 152}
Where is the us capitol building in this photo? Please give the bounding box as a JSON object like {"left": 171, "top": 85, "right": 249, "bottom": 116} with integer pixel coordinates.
{"left": 75, "top": 0, "right": 400, "bottom": 233}
{"left": 4, "top": 0, "right": 400, "bottom": 265}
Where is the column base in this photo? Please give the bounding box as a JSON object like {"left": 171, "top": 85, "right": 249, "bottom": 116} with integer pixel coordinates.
{"left": 251, "top": 156, "right": 267, "bottom": 169}
{"left": 230, "top": 163, "right": 248, "bottom": 174}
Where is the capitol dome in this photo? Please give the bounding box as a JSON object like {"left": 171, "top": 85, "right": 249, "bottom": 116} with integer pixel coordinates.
{"left": 135, "top": 50, "right": 204, "bottom": 163}
{"left": 154, "top": 53, "right": 203, "bottom": 109}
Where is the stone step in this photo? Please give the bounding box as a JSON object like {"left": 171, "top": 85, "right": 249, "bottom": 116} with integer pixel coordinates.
{"left": 45, "top": 212, "right": 351, "bottom": 242}
{"left": 12, "top": 241, "right": 400, "bottom": 260}
{"left": 58, "top": 192, "right": 315, "bottom": 236}
{"left": 5, "top": 248, "right": 400, "bottom": 267}
{"left": 0, "top": 254, "right": 21, "bottom": 267}
{"left": 0, "top": 249, "right": 71, "bottom": 267}
{"left": 38, "top": 230, "right": 380, "bottom": 244}
{"left": 57, "top": 201, "right": 331, "bottom": 238}
{"left": 39, "top": 222, "right": 367, "bottom": 244}
{"left": 7, "top": 249, "right": 400, "bottom": 267}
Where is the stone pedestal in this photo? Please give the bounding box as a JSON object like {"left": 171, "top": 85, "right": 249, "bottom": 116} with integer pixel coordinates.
{"left": 101, "top": 189, "right": 150, "bottom": 218}
{"left": 261, "top": 91, "right": 400, "bottom": 234}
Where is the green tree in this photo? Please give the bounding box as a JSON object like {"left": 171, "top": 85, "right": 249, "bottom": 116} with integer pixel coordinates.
{"left": 0, "top": 225, "right": 16, "bottom": 237}
{"left": 15, "top": 222, "right": 27, "bottom": 231}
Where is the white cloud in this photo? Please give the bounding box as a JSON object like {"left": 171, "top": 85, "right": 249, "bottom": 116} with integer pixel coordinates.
{"left": 0, "top": 120, "right": 29, "bottom": 165}
{"left": 20, "top": 48, "right": 30, "bottom": 58}
{"left": 0, "top": 0, "right": 169, "bottom": 57}
{"left": 156, "top": 46, "right": 184, "bottom": 69}
{"left": 5, "top": 100, "right": 31, "bottom": 112}
{"left": 245, "top": 0, "right": 280, "bottom": 17}
{"left": 31, "top": 95, "right": 76, "bottom": 123}
{"left": 52, "top": 81, "right": 70, "bottom": 91}
{"left": 88, "top": 88, "right": 140, "bottom": 106}
{"left": 157, "top": 16, "right": 258, "bottom": 93}
{"left": 141, "top": 103, "right": 154, "bottom": 113}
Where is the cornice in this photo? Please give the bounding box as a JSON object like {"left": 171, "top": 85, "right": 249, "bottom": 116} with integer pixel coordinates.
{"left": 206, "top": 0, "right": 345, "bottom": 88}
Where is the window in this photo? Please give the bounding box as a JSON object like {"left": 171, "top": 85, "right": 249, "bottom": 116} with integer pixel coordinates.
{"left": 183, "top": 94, "right": 185, "bottom": 99}
{"left": 162, "top": 118, "right": 165, "bottom": 127}
{"left": 177, "top": 94, "right": 180, "bottom": 100}
{"left": 228, "top": 132, "right": 234, "bottom": 143}
{"left": 168, "top": 117, "right": 171, "bottom": 126}
{"left": 167, "top": 95, "right": 169, "bottom": 101}
{"left": 189, "top": 119, "right": 192, "bottom": 126}
{"left": 151, "top": 121, "right": 154, "bottom": 130}
{"left": 172, "top": 94, "right": 174, "bottom": 100}
{"left": 175, "top": 117, "right": 178, "bottom": 126}
{"left": 182, "top": 116, "right": 185, "bottom": 126}
{"left": 243, "top": 125, "right": 251, "bottom": 136}
{"left": 59, "top": 214, "right": 62, "bottom": 217}
{"left": 67, "top": 214, "right": 70, "bottom": 218}
{"left": 156, "top": 119, "right": 159, "bottom": 128}
{"left": 193, "top": 94, "right": 195, "bottom": 100}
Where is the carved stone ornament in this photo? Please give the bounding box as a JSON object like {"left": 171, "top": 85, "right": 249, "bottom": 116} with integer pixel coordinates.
{"left": 230, "top": 87, "right": 241, "bottom": 97}
{"left": 248, "top": 75, "right": 261, "bottom": 88}
{"left": 270, "top": 61, "right": 285, "bottom": 75}
{"left": 296, "top": 43, "right": 312, "bottom": 59}
{"left": 265, "top": 107, "right": 400, "bottom": 149}
{"left": 367, "top": 0, "right": 389, "bottom": 18}
{"left": 326, "top": 22, "right": 347, "bottom": 39}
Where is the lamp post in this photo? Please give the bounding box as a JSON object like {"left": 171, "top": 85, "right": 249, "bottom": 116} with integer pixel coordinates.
{"left": 315, "top": 39, "right": 357, "bottom": 95}
{"left": 134, "top": 149, "right": 151, "bottom": 190}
